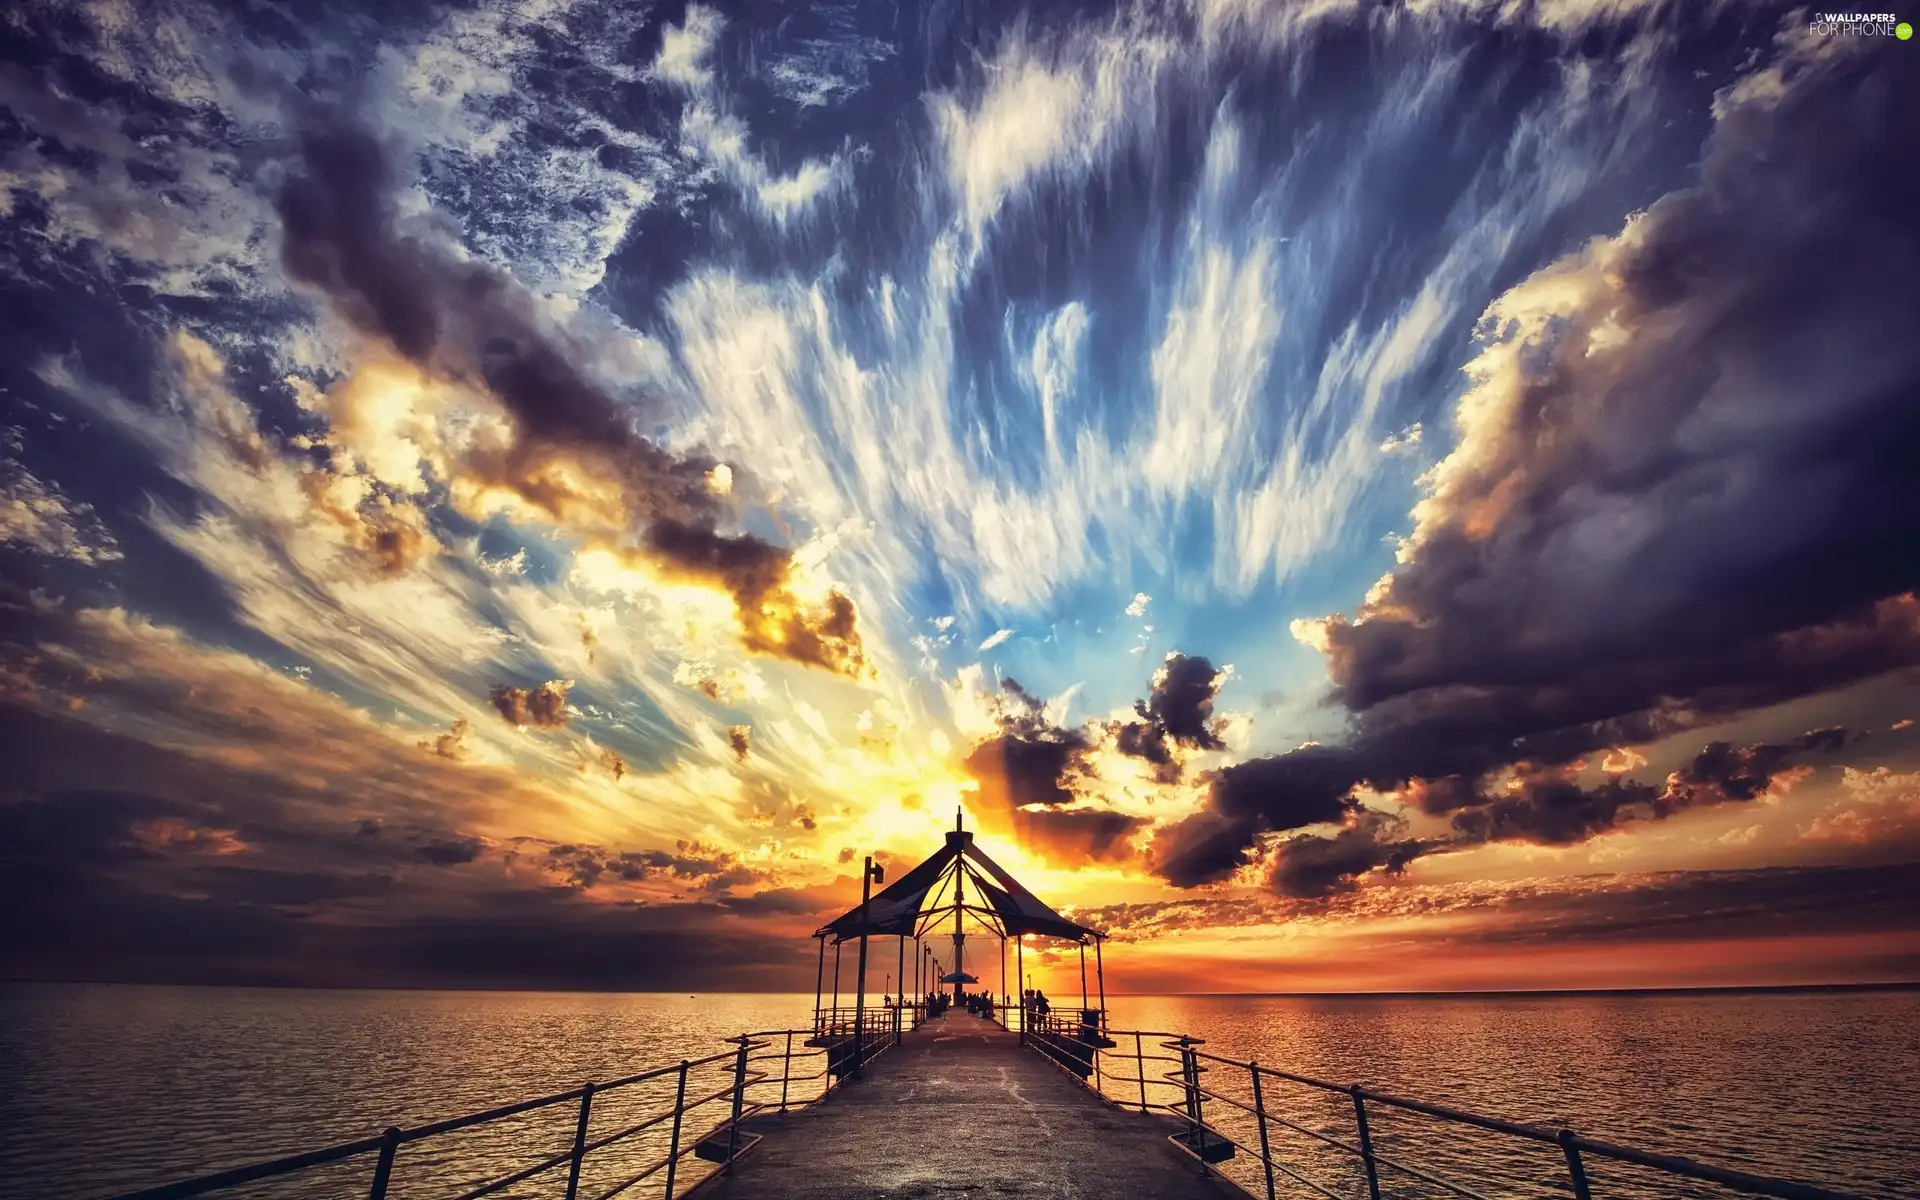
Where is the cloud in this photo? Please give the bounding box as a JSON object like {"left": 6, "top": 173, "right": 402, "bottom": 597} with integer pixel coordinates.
{"left": 1160, "top": 720, "right": 1860, "bottom": 893}
{"left": 1083, "top": 861, "right": 1920, "bottom": 955}
{"left": 421, "top": 717, "right": 472, "bottom": 761}
{"left": 977, "top": 629, "right": 1013, "bottom": 652}
{"left": 930, "top": 16, "right": 1172, "bottom": 255}
{"left": 598, "top": 746, "right": 627, "bottom": 781}
{"left": 1150, "top": 30, "right": 1920, "bottom": 887}
{"left": 130, "top": 817, "right": 247, "bottom": 857}
{"left": 651, "top": 6, "right": 850, "bottom": 224}
{"left": 0, "top": 774, "right": 818, "bottom": 988}
{"left": 1111, "top": 654, "right": 1229, "bottom": 783}
{"left": 957, "top": 675, "right": 1159, "bottom": 864}
{"left": 1268, "top": 811, "right": 1431, "bottom": 899}
{"left": 0, "top": 47, "right": 270, "bottom": 296}
{"left": 274, "top": 115, "right": 868, "bottom": 677}
{"left": 1800, "top": 768, "right": 1920, "bottom": 848}
{"left": 728, "top": 724, "right": 751, "bottom": 761}
{"left": 1125, "top": 593, "right": 1151, "bottom": 618}
{"left": 415, "top": 837, "right": 484, "bottom": 866}
{"left": 1005, "top": 805, "right": 1149, "bottom": 866}
{"left": 962, "top": 678, "right": 1095, "bottom": 811}
{"left": 1149, "top": 745, "right": 1360, "bottom": 886}
{"left": 651, "top": 5, "right": 724, "bottom": 91}
{"left": 538, "top": 837, "right": 760, "bottom": 892}
{"left": 0, "top": 436, "right": 123, "bottom": 565}
{"left": 488, "top": 680, "right": 573, "bottom": 729}
{"left": 1437, "top": 728, "right": 1848, "bottom": 847}
{"left": 1377, "top": 424, "right": 1423, "bottom": 454}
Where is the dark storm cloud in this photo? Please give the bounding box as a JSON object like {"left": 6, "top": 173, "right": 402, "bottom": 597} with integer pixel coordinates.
{"left": 962, "top": 677, "right": 1094, "bottom": 809}
{"left": 1111, "top": 654, "right": 1227, "bottom": 782}
{"left": 1453, "top": 727, "right": 1852, "bottom": 846}
{"left": 278, "top": 123, "right": 689, "bottom": 468}
{"left": 1457, "top": 863, "right": 1920, "bottom": 949}
{"left": 1149, "top": 745, "right": 1362, "bottom": 887}
{"left": 960, "top": 676, "right": 1153, "bottom": 864}
{"left": 1010, "top": 807, "right": 1149, "bottom": 865}
{"left": 1077, "top": 863, "right": 1920, "bottom": 950}
{"left": 1158, "top": 723, "right": 1855, "bottom": 891}
{"left": 1668, "top": 727, "right": 1848, "bottom": 804}
{"left": 275, "top": 119, "right": 867, "bottom": 677}
{"left": 0, "top": 707, "right": 816, "bottom": 989}
{"left": 728, "top": 724, "right": 751, "bottom": 761}
{"left": 718, "top": 879, "right": 855, "bottom": 918}
{"left": 488, "top": 680, "right": 572, "bottom": 728}
{"left": 1151, "top": 34, "right": 1920, "bottom": 889}
{"left": 1268, "top": 813, "right": 1432, "bottom": 899}
{"left": 415, "top": 837, "right": 483, "bottom": 866}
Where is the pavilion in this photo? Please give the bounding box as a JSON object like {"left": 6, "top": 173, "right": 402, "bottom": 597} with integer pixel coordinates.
{"left": 811, "top": 810, "right": 1108, "bottom": 1041}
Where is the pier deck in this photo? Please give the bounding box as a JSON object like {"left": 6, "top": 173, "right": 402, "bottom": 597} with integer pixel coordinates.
{"left": 696, "top": 1011, "right": 1239, "bottom": 1199}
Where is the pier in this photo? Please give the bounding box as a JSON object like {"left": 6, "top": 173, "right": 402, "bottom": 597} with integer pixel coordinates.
{"left": 702, "top": 1010, "right": 1235, "bottom": 1199}
{"left": 100, "top": 817, "right": 1876, "bottom": 1200}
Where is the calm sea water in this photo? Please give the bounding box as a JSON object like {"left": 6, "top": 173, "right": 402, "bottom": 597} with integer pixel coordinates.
{"left": 1, "top": 984, "right": 1913, "bottom": 1200}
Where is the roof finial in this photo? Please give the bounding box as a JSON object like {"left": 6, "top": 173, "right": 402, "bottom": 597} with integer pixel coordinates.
{"left": 955, "top": 805, "right": 964, "bottom": 833}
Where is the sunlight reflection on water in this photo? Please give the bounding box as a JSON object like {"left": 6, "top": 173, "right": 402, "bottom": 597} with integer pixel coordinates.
{"left": 3, "top": 985, "right": 1914, "bottom": 1200}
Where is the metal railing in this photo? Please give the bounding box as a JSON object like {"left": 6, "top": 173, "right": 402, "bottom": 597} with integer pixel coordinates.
{"left": 93, "top": 1009, "right": 1872, "bottom": 1200}
{"left": 1017, "top": 1025, "right": 1868, "bottom": 1200}
{"left": 809, "top": 1003, "right": 918, "bottom": 1040}
{"left": 97, "top": 1022, "right": 889, "bottom": 1200}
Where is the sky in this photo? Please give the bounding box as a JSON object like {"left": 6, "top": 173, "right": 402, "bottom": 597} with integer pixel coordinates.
{"left": 1, "top": 0, "right": 1916, "bottom": 995}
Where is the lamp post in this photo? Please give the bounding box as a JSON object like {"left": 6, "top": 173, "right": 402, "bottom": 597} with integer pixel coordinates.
{"left": 851, "top": 855, "right": 884, "bottom": 1079}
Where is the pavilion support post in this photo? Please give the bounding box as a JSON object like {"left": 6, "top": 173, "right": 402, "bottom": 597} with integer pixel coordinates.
{"left": 999, "top": 935, "right": 1007, "bottom": 1018}
{"left": 1079, "top": 942, "right": 1088, "bottom": 1013}
{"left": 950, "top": 821, "right": 966, "bottom": 1004}
{"left": 831, "top": 940, "right": 841, "bottom": 1032}
{"left": 1095, "top": 936, "right": 1107, "bottom": 1031}
{"left": 1016, "top": 934, "right": 1026, "bottom": 1044}
{"left": 896, "top": 935, "right": 905, "bottom": 1040}
{"left": 812, "top": 934, "right": 825, "bottom": 1032}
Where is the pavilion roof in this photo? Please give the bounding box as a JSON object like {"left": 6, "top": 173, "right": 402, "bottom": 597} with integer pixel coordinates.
{"left": 816, "top": 817, "right": 1100, "bottom": 944}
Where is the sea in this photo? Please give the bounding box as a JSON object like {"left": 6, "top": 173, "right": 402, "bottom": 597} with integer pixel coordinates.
{"left": 1, "top": 984, "right": 1914, "bottom": 1200}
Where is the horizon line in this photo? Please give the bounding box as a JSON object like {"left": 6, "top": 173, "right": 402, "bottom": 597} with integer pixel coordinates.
{"left": 5, "top": 977, "right": 1916, "bottom": 998}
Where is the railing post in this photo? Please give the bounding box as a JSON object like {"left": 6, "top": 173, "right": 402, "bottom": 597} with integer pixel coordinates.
{"left": 366, "top": 1126, "right": 401, "bottom": 1200}
{"left": 1350, "top": 1085, "right": 1383, "bottom": 1200}
{"left": 780, "top": 1031, "right": 793, "bottom": 1110}
{"left": 726, "top": 1037, "right": 749, "bottom": 1168}
{"left": 1250, "top": 1063, "right": 1276, "bottom": 1200}
{"left": 564, "top": 1082, "right": 595, "bottom": 1200}
{"left": 663, "top": 1060, "right": 688, "bottom": 1199}
{"left": 1559, "top": 1128, "right": 1595, "bottom": 1200}
{"left": 1135, "top": 1032, "right": 1148, "bottom": 1111}
{"left": 1178, "top": 1037, "right": 1203, "bottom": 1137}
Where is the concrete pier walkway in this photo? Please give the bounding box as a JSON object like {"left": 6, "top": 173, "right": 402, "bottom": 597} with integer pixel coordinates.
{"left": 695, "top": 1012, "right": 1241, "bottom": 1199}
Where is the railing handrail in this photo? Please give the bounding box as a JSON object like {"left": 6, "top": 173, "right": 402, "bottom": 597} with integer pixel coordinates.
{"left": 1031, "top": 1027, "right": 1872, "bottom": 1200}
{"left": 99, "top": 1032, "right": 818, "bottom": 1200}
